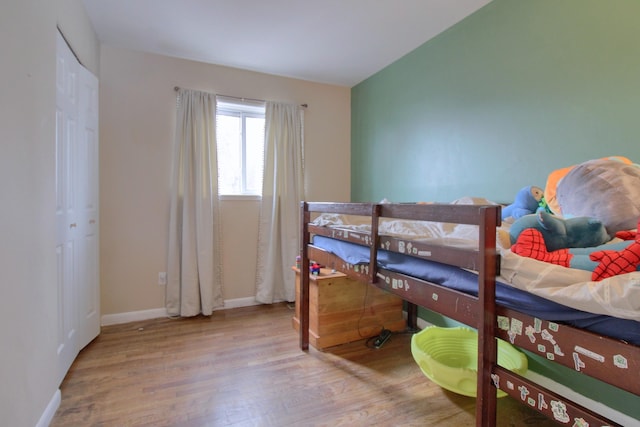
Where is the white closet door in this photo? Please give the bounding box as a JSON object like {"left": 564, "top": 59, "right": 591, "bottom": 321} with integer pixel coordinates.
{"left": 77, "top": 63, "right": 100, "bottom": 348}
{"left": 56, "top": 31, "right": 79, "bottom": 383}
{"left": 55, "top": 31, "right": 100, "bottom": 385}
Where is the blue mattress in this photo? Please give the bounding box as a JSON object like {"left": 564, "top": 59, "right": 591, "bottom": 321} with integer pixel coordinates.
{"left": 312, "top": 235, "right": 640, "bottom": 345}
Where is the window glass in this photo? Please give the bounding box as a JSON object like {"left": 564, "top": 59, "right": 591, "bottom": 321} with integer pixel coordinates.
{"left": 216, "top": 98, "right": 265, "bottom": 196}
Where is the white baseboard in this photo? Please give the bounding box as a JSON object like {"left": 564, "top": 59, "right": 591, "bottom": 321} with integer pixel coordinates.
{"left": 36, "top": 389, "right": 60, "bottom": 427}
{"left": 220, "top": 296, "right": 262, "bottom": 310}
{"left": 100, "top": 297, "right": 263, "bottom": 326}
{"left": 101, "top": 308, "right": 167, "bottom": 326}
{"left": 414, "top": 316, "right": 431, "bottom": 329}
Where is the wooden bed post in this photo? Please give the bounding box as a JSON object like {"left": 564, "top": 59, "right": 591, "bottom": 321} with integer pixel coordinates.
{"left": 475, "top": 205, "right": 500, "bottom": 427}
{"left": 369, "top": 204, "right": 381, "bottom": 284}
{"left": 406, "top": 302, "right": 418, "bottom": 331}
{"left": 299, "top": 201, "right": 311, "bottom": 350}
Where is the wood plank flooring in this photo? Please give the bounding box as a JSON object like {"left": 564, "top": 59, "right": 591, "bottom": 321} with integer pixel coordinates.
{"left": 51, "top": 303, "right": 557, "bottom": 426}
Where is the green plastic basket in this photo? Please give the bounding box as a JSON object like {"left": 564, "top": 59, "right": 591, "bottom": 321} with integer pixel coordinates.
{"left": 411, "top": 326, "right": 527, "bottom": 398}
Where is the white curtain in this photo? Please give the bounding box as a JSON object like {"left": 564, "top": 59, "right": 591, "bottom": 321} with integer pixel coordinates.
{"left": 255, "top": 102, "right": 305, "bottom": 303}
{"left": 166, "top": 89, "right": 223, "bottom": 316}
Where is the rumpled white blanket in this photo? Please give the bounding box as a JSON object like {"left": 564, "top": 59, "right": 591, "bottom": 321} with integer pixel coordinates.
{"left": 311, "top": 213, "right": 640, "bottom": 321}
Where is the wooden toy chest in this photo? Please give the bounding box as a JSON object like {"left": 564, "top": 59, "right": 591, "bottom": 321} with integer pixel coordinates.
{"left": 292, "top": 267, "right": 406, "bottom": 349}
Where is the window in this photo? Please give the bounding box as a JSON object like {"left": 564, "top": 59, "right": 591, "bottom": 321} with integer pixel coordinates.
{"left": 216, "top": 96, "right": 265, "bottom": 196}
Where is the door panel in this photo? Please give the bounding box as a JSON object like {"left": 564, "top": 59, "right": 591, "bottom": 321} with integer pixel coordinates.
{"left": 77, "top": 65, "right": 100, "bottom": 346}
{"left": 56, "top": 32, "right": 79, "bottom": 383}
{"left": 55, "top": 31, "right": 100, "bottom": 385}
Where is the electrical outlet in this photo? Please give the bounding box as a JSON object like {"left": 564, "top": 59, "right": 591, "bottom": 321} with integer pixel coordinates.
{"left": 158, "top": 272, "right": 167, "bottom": 286}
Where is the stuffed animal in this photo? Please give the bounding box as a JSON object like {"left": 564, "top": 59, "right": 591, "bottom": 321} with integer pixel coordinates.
{"left": 511, "top": 219, "right": 640, "bottom": 281}
{"left": 553, "top": 157, "right": 639, "bottom": 234}
{"left": 502, "top": 186, "right": 547, "bottom": 220}
{"left": 591, "top": 240, "right": 640, "bottom": 280}
{"left": 509, "top": 211, "right": 610, "bottom": 252}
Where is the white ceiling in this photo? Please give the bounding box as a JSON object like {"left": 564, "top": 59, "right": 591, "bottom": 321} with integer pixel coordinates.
{"left": 82, "top": 0, "right": 491, "bottom": 87}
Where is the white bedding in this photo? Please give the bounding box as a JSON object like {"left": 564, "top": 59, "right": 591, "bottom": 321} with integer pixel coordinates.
{"left": 311, "top": 212, "right": 640, "bottom": 322}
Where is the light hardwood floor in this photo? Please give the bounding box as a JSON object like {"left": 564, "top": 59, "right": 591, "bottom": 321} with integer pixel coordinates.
{"left": 51, "top": 303, "right": 557, "bottom": 426}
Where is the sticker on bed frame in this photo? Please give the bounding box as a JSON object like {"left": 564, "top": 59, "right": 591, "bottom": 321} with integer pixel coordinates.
{"left": 537, "top": 393, "right": 549, "bottom": 412}
{"left": 510, "top": 318, "right": 523, "bottom": 336}
{"left": 574, "top": 345, "right": 605, "bottom": 363}
{"left": 497, "top": 316, "right": 510, "bottom": 331}
{"left": 349, "top": 232, "right": 365, "bottom": 243}
{"left": 550, "top": 400, "right": 570, "bottom": 423}
{"left": 525, "top": 325, "right": 537, "bottom": 343}
{"left": 491, "top": 373, "right": 500, "bottom": 390}
{"left": 534, "top": 318, "right": 542, "bottom": 333}
{"left": 491, "top": 375, "right": 519, "bottom": 397}
{"left": 398, "top": 241, "right": 406, "bottom": 253}
{"left": 572, "top": 353, "right": 586, "bottom": 372}
{"left": 613, "top": 354, "right": 628, "bottom": 369}
{"left": 572, "top": 418, "right": 589, "bottom": 427}
{"left": 547, "top": 322, "right": 559, "bottom": 332}
{"left": 541, "top": 329, "right": 556, "bottom": 345}
{"left": 352, "top": 264, "right": 370, "bottom": 275}
{"left": 553, "top": 344, "right": 565, "bottom": 357}
{"left": 518, "top": 385, "right": 530, "bottom": 402}
{"left": 406, "top": 242, "right": 414, "bottom": 254}
{"left": 359, "top": 265, "right": 367, "bottom": 274}
{"left": 391, "top": 278, "right": 409, "bottom": 290}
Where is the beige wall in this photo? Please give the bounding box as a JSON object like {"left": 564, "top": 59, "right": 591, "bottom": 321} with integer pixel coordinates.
{"left": 0, "top": 1, "right": 99, "bottom": 425}
{"left": 57, "top": 0, "right": 100, "bottom": 74}
{"left": 99, "top": 46, "right": 351, "bottom": 315}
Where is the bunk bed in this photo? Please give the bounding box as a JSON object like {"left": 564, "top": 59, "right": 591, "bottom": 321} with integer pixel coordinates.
{"left": 297, "top": 201, "right": 640, "bottom": 427}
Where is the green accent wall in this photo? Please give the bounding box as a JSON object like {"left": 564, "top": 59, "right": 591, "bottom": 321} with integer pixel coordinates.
{"left": 351, "top": 0, "right": 640, "bottom": 420}
{"left": 352, "top": 0, "right": 640, "bottom": 203}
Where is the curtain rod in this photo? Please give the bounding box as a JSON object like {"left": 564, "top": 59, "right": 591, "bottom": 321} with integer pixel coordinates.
{"left": 174, "top": 86, "right": 307, "bottom": 108}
